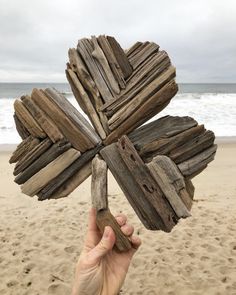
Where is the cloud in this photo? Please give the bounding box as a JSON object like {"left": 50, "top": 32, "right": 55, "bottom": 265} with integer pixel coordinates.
{"left": 0, "top": 0, "right": 235, "bottom": 82}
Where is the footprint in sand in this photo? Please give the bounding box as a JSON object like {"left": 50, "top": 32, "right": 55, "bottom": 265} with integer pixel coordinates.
{"left": 48, "top": 283, "right": 70, "bottom": 295}
{"left": 64, "top": 245, "right": 77, "bottom": 253}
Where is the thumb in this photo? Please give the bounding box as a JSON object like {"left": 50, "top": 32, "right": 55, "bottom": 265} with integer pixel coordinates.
{"left": 89, "top": 226, "right": 116, "bottom": 264}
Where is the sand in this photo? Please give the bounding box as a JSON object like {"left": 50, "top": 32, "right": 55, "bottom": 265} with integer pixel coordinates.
{"left": 0, "top": 141, "right": 236, "bottom": 295}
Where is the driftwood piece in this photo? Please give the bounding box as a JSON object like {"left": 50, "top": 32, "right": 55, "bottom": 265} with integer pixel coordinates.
{"left": 108, "top": 66, "right": 176, "bottom": 130}
{"left": 169, "top": 130, "right": 215, "bottom": 164}
{"left": 178, "top": 144, "right": 217, "bottom": 179}
{"left": 21, "top": 148, "right": 81, "bottom": 197}
{"left": 129, "top": 42, "right": 160, "bottom": 70}
{"left": 147, "top": 155, "right": 192, "bottom": 213}
{"left": 13, "top": 138, "right": 52, "bottom": 176}
{"left": 129, "top": 116, "right": 198, "bottom": 151}
{"left": 15, "top": 140, "right": 71, "bottom": 185}
{"left": 21, "top": 95, "right": 64, "bottom": 143}
{"left": 66, "top": 68, "right": 106, "bottom": 139}
{"left": 68, "top": 47, "right": 99, "bottom": 98}
{"left": 126, "top": 41, "right": 143, "bottom": 58}
{"left": 9, "top": 136, "right": 40, "bottom": 164}
{"left": 37, "top": 145, "right": 102, "bottom": 200}
{"left": 48, "top": 161, "right": 92, "bottom": 200}
{"left": 77, "top": 39, "right": 114, "bottom": 102}
{"left": 100, "top": 143, "right": 164, "bottom": 230}
{"left": 106, "top": 36, "right": 133, "bottom": 79}
{"left": 91, "top": 155, "right": 131, "bottom": 252}
{"left": 44, "top": 88, "right": 100, "bottom": 145}
{"left": 97, "top": 35, "right": 126, "bottom": 89}
{"left": 117, "top": 136, "right": 177, "bottom": 232}
{"left": 102, "top": 51, "right": 170, "bottom": 117}
{"left": 104, "top": 80, "right": 178, "bottom": 145}
{"left": 66, "top": 64, "right": 110, "bottom": 135}
{"left": 31, "top": 88, "right": 96, "bottom": 152}
{"left": 13, "top": 113, "right": 30, "bottom": 139}
{"left": 91, "top": 36, "right": 120, "bottom": 95}
{"left": 139, "top": 124, "right": 205, "bottom": 162}
{"left": 14, "top": 99, "right": 46, "bottom": 138}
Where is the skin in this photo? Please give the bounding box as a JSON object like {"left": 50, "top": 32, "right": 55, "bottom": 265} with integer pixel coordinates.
{"left": 72, "top": 208, "right": 142, "bottom": 295}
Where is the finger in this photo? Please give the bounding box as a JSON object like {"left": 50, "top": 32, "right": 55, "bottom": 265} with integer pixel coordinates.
{"left": 121, "top": 224, "right": 134, "bottom": 236}
{"left": 115, "top": 213, "right": 127, "bottom": 226}
{"left": 88, "top": 207, "right": 98, "bottom": 231}
{"left": 131, "top": 235, "right": 142, "bottom": 250}
{"left": 88, "top": 226, "right": 116, "bottom": 264}
{"left": 84, "top": 208, "right": 102, "bottom": 250}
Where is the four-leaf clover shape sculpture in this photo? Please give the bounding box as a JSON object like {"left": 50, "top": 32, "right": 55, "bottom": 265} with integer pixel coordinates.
{"left": 10, "top": 36, "right": 217, "bottom": 251}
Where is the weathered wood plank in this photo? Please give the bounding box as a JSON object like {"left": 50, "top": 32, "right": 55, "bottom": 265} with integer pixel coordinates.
{"left": 15, "top": 140, "right": 71, "bottom": 184}
{"left": 97, "top": 35, "right": 126, "bottom": 89}
{"left": 102, "top": 51, "right": 170, "bottom": 116}
{"left": 21, "top": 148, "right": 81, "bottom": 197}
{"left": 65, "top": 65, "right": 88, "bottom": 114}
{"left": 31, "top": 88, "right": 95, "bottom": 152}
{"left": 127, "top": 42, "right": 150, "bottom": 61}
{"left": 37, "top": 145, "right": 102, "bottom": 200}
{"left": 97, "top": 209, "right": 132, "bottom": 252}
{"left": 14, "top": 99, "right": 46, "bottom": 138}
{"left": 21, "top": 95, "right": 64, "bottom": 143}
{"left": 147, "top": 155, "right": 192, "bottom": 213}
{"left": 66, "top": 63, "right": 110, "bottom": 135}
{"left": 91, "top": 155, "right": 132, "bottom": 252}
{"left": 91, "top": 36, "right": 120, "bottom": 95}
{"left": 178, "top": 144, "right": 217, "bottom": 178}
{"left": 129, "top": 42, "right": 160, "bottom": 70}
{"left": 91, "top": 155, "right": 108, "bottom": 211}
{"left": 44, "top": 88, "right": 100, "bottom": 145}
{"left": 100, "top": 143, "right": 165, "bottom": 230}
{"left": 117, "top": 136, "right": 177, "bottom": 232}
{"left": 104, "top": 80, "right": 178, "bottom": 145}
{"left": 14, "top": 137, "right": 52, "bottom": 176}
{"left": 126, "top": 41, "right": 143, "bottom": 58}
{"left": 13, "top": 113, "right": 30, "bottom": 139}
{"left": 77, "top": 39, "right": 114, "bottom": 102}
{"left": 68, "top": 47, "right": 100, "bottom": 99}
{"left": 128, "top": 116, "right": 198, "bottom": 150}
{"left": 138, "top": 125, "right": 205, "bottom": 162}
{"left": 66, "top": 68, "right": 106, "bottom": 139}
{"left": 46, "top": 161, "right": 92, "bottom": 200}
{"left": 106, "top": 36, "right": 133, "bottom": 79}
{"left": 9, "top": 136, "right": 40, "bottom": 164}
{"left": 169, "top": 130, "right": 215, "bottom": 164}
{"left": 108, "top": 66, "right": 176, "bottom": 130}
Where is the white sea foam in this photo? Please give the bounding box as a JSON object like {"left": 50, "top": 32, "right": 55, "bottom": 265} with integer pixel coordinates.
{"left": 0, "top": 93, "right": 236, "bottom": 144}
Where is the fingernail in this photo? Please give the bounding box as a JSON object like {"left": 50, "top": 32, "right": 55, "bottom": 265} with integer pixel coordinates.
{"left": 103, "top": 226, "right": 110, "bottom": 239}
{"left": 116, "top": 216, "right": 123, "bottom": 223}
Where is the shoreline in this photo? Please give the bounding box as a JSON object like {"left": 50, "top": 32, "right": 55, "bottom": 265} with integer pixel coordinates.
{"left": 1, "top": 136, "right": 236, "bottom": 152}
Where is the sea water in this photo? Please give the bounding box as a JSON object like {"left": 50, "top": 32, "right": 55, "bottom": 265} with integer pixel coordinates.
{"left": 0, "top": 83, "right": 236, "bottom": 144}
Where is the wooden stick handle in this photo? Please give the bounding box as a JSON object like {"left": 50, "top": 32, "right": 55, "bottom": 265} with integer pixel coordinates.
{"left": 96, "top": 209, "right": 132, "bottom": 252}
{"left": 92, "top": 155, "right": 131, "bottom": 252}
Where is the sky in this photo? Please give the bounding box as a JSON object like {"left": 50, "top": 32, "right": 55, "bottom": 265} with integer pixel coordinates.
{"left": 0, "top": 0, "right": 235, "bottom": 83}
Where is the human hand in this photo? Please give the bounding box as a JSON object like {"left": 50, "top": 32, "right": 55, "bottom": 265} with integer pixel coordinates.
{"left": 72, "top": 208, "right": 142, "bottom": 295}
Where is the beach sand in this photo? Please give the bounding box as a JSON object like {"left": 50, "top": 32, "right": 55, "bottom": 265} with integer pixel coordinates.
{"left": 0, "top": 141, "right": 235, "bottom": 295}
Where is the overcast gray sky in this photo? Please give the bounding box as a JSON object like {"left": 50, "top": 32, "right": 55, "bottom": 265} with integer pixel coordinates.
{"left": 0, "top": 0, "right": 235, "bottom": 83}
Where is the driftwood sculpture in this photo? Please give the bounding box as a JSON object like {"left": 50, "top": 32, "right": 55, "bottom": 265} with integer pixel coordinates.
{"left": 9, "top": 36, "right": 217, "bottom": 250}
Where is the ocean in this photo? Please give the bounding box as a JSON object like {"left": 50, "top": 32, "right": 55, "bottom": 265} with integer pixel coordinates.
{"left": 0, "top": 83, "right": 236, "bottom": 144}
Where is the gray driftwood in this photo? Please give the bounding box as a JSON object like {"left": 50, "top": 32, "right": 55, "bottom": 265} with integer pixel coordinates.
{"left": 147, "top": 155, "right": 192, "bottom": 214}
{"left": 91, "top": 155, "right": 131, "bottom": 252}
{"left": 21, "top": 148, "right": 81, "bottom": 197}
{"left": 9, "top": 136, "right": 40, "bottom": 164}
{"left": 15, "top": 140, "right": 71, "bottom": 185}
{"left": 37, "top": 145, "right": 102, "bottom": 200}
